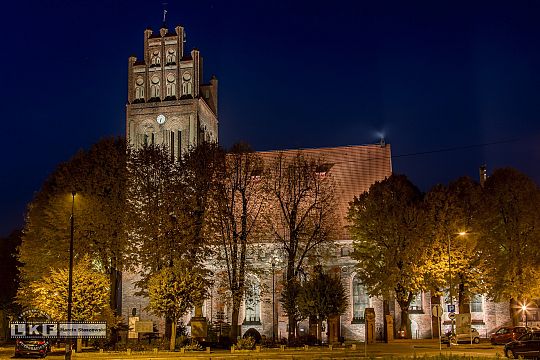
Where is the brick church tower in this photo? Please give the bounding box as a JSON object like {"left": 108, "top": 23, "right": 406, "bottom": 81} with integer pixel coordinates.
{"left": 126, "top": 25, "right": 218, "bottom": 156}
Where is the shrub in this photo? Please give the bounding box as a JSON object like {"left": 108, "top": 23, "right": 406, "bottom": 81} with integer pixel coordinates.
{"left": 236, "top": 336, "right": 256, "bottom": 350}
{"left": 182, "top": 339, "right": 203, "bottom": 351}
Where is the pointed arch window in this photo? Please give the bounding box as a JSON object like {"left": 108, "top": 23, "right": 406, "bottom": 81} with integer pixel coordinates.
{"left": 352, "top": 276, "right": 369, "bottom": 323}
{"left": 244, "top": 279, "right": 261, "bottom": 324}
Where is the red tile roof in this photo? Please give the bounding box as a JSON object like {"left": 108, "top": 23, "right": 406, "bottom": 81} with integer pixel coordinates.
{"left": 257, "top": 144, "right": 392, "bottom": 240}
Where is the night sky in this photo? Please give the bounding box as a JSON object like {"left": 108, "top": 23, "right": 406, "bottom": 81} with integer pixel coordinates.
{"left": 2, "top": 0, "right": 540, "bottom": 236}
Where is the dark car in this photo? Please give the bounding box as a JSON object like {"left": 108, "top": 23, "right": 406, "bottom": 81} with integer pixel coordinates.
{"left": 14, "top": 338, "right": 51, "bottom": 358}
{"left": 505, "top": 330, "right": 540, "bottom": 358}
{"left": 491, "top": 326, "right": 529, "bottom": 345}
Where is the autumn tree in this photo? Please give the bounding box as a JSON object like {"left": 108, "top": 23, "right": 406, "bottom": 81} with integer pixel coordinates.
{"left": 264, "top": 152, "right": 337, "bottom": 340}
{"left": 478, "top": 168, "right": 540, "bottom": 324}
{"left": 213, "top": 142, "right": 265, "bottom": 341}
{"left": 348, "top": 174, "right": 427, "bottom": 339}
{"left": 19, "top": 137, "right": 128, "bottom": 316}
{"left": 147, "top": 263, "right": 210, "bottom": 351}
{"left": 297, "top": 265, "right": 348, "bottom": 343}
{"left": 423, "top": 177, "right": 484, "bottom": 315}
{"left": 24, "top": 257, "right": 110, "bottom": 322}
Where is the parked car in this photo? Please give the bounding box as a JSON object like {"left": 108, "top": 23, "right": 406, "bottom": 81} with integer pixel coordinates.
{"left": 491, "top": 326, "right": 529, "bottom": 345}
{"left": 14, "top": 338, "right": 51, "bottom": 358}
{"left": 441, "top": 328, "right": 481, "bottom": 344}
{"left": 504, "top": 330, "right": 540, "bottom": 358}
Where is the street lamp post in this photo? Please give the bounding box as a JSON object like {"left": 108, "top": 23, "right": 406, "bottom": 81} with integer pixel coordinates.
{"left": 65, "top": 191, "right": 76, "bottom": 360}
{"left": 272, "top": 262, "right": 275, "bottom": 343}
{"left": 522, "top": 305, "right": 528, "bottom": 328}
{"left": 447, "top": 233, "right": 454, "bottom": 339}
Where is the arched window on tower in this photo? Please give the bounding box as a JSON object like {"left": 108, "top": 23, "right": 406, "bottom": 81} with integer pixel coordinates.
{"left": 166, "top": 74, "right": 176, "bottom": 98}
{"left": 352, "top": 275, "right": 369, "bottom": 323}
{"left": 182, "top": 72, "right": 193, "bottom": 96}
{"left": 150, "top": 76, "right": 160, "bottom": 99}
{"left": 135, "top": 77, "right": 145, "bottom": 101}
{"left": 151, "top": 50, "right": 161, "bottom": 66}
{"left": 166, "top": 48, "right": 176, "bottom": 64}
{"left": 244, "top": 278, "right": 261, "bottom": 324}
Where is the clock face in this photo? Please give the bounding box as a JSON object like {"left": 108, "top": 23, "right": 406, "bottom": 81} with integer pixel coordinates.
{"left": 156, "top": 114, "right": 166, "bottom": 124}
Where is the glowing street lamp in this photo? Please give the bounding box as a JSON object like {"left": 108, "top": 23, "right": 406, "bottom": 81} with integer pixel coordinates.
{"left": 521, "top": 304, "right": 528, "bottom": 328}
{"left": 448, "top": 231, "right": 468, "bottom": 340}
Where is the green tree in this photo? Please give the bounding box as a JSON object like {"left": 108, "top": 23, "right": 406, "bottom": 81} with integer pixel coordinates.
{"left": 213, "top": 142, "right": 265, "bottom": 341}
{"left": 24, "top": 257, "right": 110, "bottom": 322}
{"left": 348, "top": 174, "right": 427, "bottom": 338}
{"left": 147, "top": 264, "right": 210, "bottom": 351}
{"left": 478, "top": 168, "right": 540, "bottom": 324}
{"left": 423, "top": 177, "right": 484, "bottom": 314}
{"left": 297, "top": 266, "right": 348, "bottom": 343}
{"left": 265, "top": 152, "right": 337, "bottom": 340}
{"left": 126, "top": 144, "right": 188, "bottom": 290}
{"left": 19, "top": 137, "right": 128, "bottom": 317}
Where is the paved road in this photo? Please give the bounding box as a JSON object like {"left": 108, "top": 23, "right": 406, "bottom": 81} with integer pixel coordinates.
{"left": 0, "top": 340, "right": 509, "bottom": 359}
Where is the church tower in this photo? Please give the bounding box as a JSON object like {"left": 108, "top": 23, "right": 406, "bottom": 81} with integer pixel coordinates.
{"left": 126, "top": 25, "right": 218, "bottom": 157}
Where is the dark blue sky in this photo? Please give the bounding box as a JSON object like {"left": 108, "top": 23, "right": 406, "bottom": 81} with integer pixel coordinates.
{"left": 2, "top": 0, "right": 540, "bottom": 236}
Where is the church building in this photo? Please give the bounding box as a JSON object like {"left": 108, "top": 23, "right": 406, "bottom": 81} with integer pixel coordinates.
{"left": 122, "top": 23, "right": 523, "bottom": 343}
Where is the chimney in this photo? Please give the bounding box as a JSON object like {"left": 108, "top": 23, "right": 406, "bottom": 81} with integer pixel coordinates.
{"left": 479, "top": 164, "right": 487, "bottom": 186}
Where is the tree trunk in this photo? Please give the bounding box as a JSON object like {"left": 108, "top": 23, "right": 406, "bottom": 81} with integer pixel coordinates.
{"left": 458, "top": 281, "right": 470, "bottom": 314}
{"left": 230, "top": 306, "right": 240, "bottom": 341}
{"left": 109, "top": 266, "right": 121, "bottom": 345}
{"left": 383, "top": 298, "right": 390, "bottom": 342}
{"left": 510, "top": 298, "right": 520, "bottom": 326}
{"left": 318, "top": 319, "right": 323, "bottom": 344}
{"left": 164, "top": 317, "right": 172, "bottom": 341}
{"left": 169, "top": 318, "right": 177, "bottom": 351}
{"left": 399, "top": 307, "right": 411, "bottom": 339}
{"left": 288, "top": 318, "right": 297, "bottom": 341}
{"left": 76, "top": 337, "right": 82, "bottom": 352}
{"left": 430, "top": 293, "right": 441, "bottom": 339}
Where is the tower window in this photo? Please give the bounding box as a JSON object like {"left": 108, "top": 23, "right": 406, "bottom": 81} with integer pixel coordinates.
{"left": 182, "top": 72, "right": 193, "bottom": 96}
{"left": 151, "top": 50, "right": 161, "bottom": 65}
{"left": 166, "top": 74, "right": 176, "bottom": 97}
{"left": 166, "top": 48, "right": 176, "bottom": 64}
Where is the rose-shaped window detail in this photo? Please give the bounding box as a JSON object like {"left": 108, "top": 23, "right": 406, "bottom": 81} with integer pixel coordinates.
{"left": 168, "top": 48, "right": 175, "bottom": 54}
{"left": 182, "top": 72, "right": 192, "bottom": 81}
{"left": 151, "top": 76, "right": 160, "bottom": 84}
{"left": 136, "top": 78, "right": 144, "bottom": 86}
{"left": 167, "top": 74, "right": 175, "bottom": 83}
{"left": 153, "top": 50, "right": 159, "bottom": 56}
